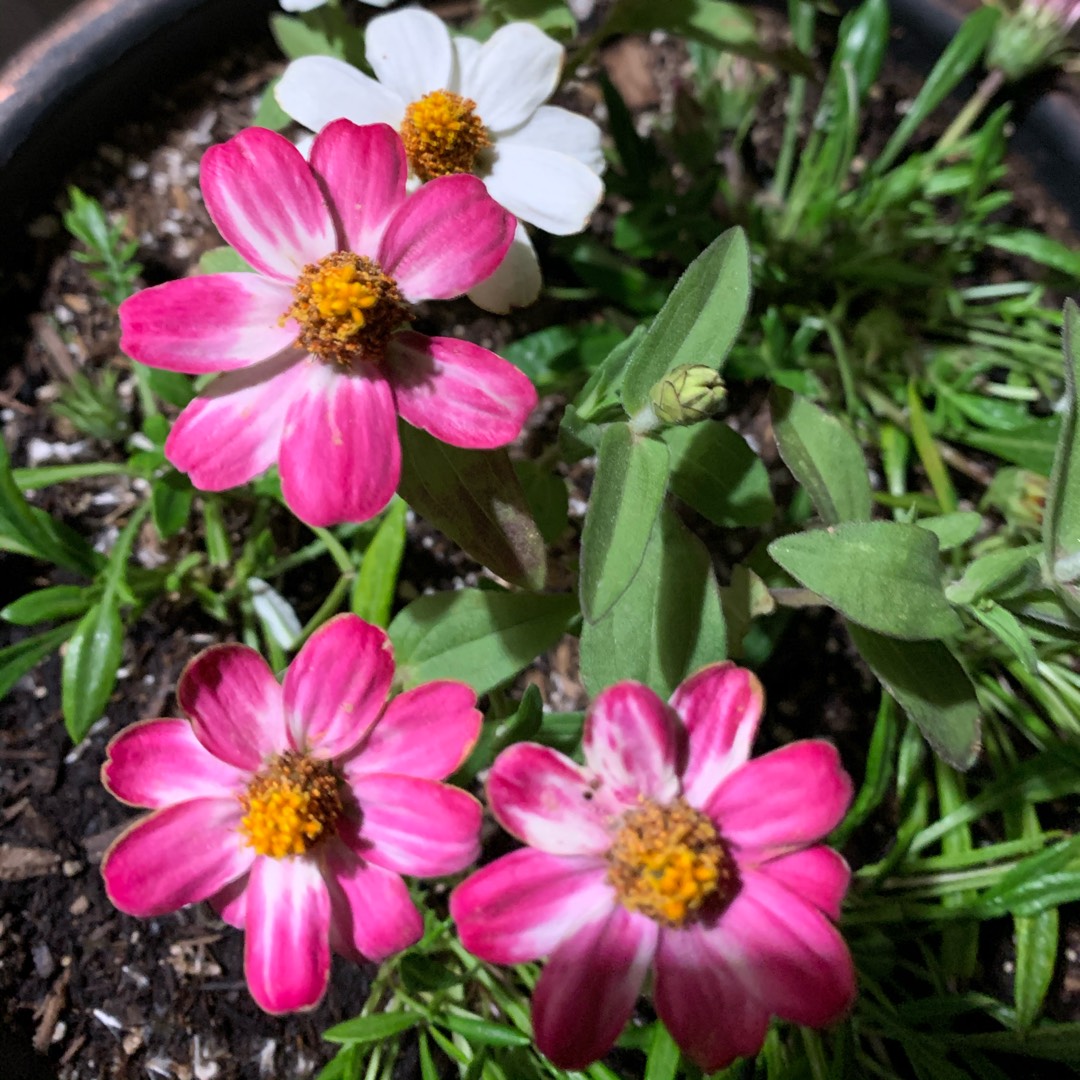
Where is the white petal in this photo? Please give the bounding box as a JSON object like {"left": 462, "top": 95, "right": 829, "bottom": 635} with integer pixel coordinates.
{"left": 365, "top": 9, "right": 453, "bottom": 104}
{"left": 499, "top": 104, "right": 605, "bottom": 176}
{"left": 275, "top": 56, "right": 405, "bottom": 134}
{"left": 484, "top": 144, "right": 603, "bottom": 235}
{"left": 466, "top": 221, "right": 541, "bottom": 314}
{"left": 279, "top": 0, "right": 325, "bottom": 11}
{"left": 465, "top": 23, "right": 563, "bottom": 133}
{"left": 451, "top": 34, "right": 482, "bottom": 90}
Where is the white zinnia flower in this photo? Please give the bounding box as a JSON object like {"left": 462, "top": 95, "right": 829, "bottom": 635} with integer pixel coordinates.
{"left": 275, "top": 6, "right": 606, "bottom": 313}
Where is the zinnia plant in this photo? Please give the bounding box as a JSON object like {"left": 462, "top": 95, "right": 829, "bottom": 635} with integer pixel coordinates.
{"left": 101, "top": 614, "right": 482, "bottom": 1013}
{"left": 119, "top": 119, "right": 537, "bottom": 526}
{"left": 274, "top": 6, "right": 605, "bottom": 311}
{"left": 451, "top": 664, "right": 857, "bottom": 1070}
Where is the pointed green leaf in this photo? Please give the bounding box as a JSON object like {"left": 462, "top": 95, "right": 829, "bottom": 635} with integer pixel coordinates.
{"left": 581, "top": 424, "right": 669, "bottom": 623}
{"left": 2, "top": 585, "right": 96, "bottom": 626}
{"left": 621, "top": 227, "right": 751, "bottom": 413}
{"left": 770, "top": 522, "right": 962, "bottom": 640}
{"left": 352, "top": 498, "right": 407, "bottom": 628}
{"left": 770, "top": 387, "right": 871, "bottom": 524}
{"left": 62, "top": 599, "right": 124, "bottom": 742}
{"left": 1014, "top": 908, "right": 1059, "bottom": 1030}
{"left": 323, "top": 1012, "right": 422, "bottom": 1045}
{"left": 0, "top": 622, "right": 78, "bottom": 701}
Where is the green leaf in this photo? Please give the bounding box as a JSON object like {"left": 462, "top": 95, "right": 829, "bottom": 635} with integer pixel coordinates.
{"left": 769, "top": 388, "right": 871, "bottom": 524}
{"left": 988, "top": 230, "right": 1080, "bottom": 277}
{"left": 945, "top": 546, "right": 1040, "bottom": 606}
{"left": 956, "top": 1023, "right": 1080, "bottom": 1064}
{"left": 513, "top": 460, "right": 569, "bottom": 545}
{"left": 847, "top": 625, "right": 981, "bottom": 769}
{"left": 1046, "top": 300, "right": 1080, "bottom": 616}
{"left": 663, "top": 420, "right": 774, "bottom": 526}
{"left": 438, "top": 1014, "right": 532, "bottom": 1047}
{"left": 769, "top": 522, "right": 962, "bottom": 640}
{"left": 969, "top": 601, "right": 1038, "bottom": 674}
{"left": 252, "top": 76, "right": 292, "bottom": 131}
{"left": 270, "top": 12, "right": 347, "bottom": 60}
{"left": 908, "top": 381, "right": 957, "bottom": 513}
{"left": 484, "top": 0, "right": 575, "bottom": 38}
{"left": 963, "top": 417, "right": 1060, "bottom": 474}
{"left": 150, "top": 469, "right": 194, "bottom": 539}
{"left": 580, "top": 508, "right": 726, "bottom": 698}
{"left": 833, "top": 695, "right": 898, "bottom": 845}
{"left": 197, "top": 246, "right": 256, "bottom": 275}
{"left": 621, "top": 227, "right": 751, "bottom": 414}
{"left": 1014, "top": 908, "right": 1058, "bottom": 1030}
{"left": 389, "top": 589, "right": 578, "bottom": 695}
{"left": 916, "top": 511, "right": 982, "bottom": 551}
{"left": 644, "top": 1023, "right": 681, "bottom": 1080}
{"left": 0, "top": 622, "right": 78, "bottom": 701}
{"left": 61, "top": 600, "right": 124, "bottom": 742}
{"left": 2, "top": 585, "right": 96, "bottom": 626}
{"left": 580, "top": 424, "right": 669, "bottom": 623}
{"left": 13, "top": 462, "right": 129, "bottom": 490}
{"left": 352, "top": 498, "right": 407, "bottom": 628}
{"left": 397, "top": 423, "right": 546, "bottom": 590}
{"left": 974, "top": 836, "right": 1080, "bottom": 918}
{"left": 834, "top": 0, "right": 889, "bottom": 103}
{"left": 323, "top": 1012, "right": 422, "bottom": 1045}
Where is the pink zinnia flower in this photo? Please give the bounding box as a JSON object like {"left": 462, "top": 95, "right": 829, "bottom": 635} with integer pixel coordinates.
{"left": 451, "top": 664, "right": 857, "bottom": 1070}
{"left": 101, "top": 614, "right": 482, "bottom": 1013}
{"left": 119, "top": 119, "right": 537, "bottom": 526}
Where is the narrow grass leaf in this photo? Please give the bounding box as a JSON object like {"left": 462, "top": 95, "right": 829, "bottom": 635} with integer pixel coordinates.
{"left": 352, "top": 498, "right": 407, "bottom": 628}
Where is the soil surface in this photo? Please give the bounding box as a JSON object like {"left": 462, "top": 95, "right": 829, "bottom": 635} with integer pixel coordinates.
{"left": 2, "top": 4, "right": 1080, "bottom": 1079}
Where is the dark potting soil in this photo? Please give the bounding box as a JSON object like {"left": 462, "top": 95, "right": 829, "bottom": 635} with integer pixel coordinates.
{"left": 2, "top": 7, "right": 1080, "bottom": 1080}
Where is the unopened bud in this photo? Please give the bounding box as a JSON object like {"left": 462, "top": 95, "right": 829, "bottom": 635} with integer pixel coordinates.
{"left": 649, "top": 365, "right": 727, "bottom": 427}
{"left": 986, "top": 0, "right": 1080, "bottom": 81}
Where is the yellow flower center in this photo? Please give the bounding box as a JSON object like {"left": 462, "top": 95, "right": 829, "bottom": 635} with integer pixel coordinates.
{"left": 239, "top": 751, "right": 344, "bottom": 859}
{"left": 606, "top": 798, "right": 736, "bottom": 927}
{"left": 287, "top": 252, "right": 411, "bottom": 366}
{"left": 400, "top": 90, "right": 491, "bottom": 182}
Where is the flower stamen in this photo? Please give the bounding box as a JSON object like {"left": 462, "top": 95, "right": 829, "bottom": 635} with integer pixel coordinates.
{"left": 400, "top": 90, "right": 491, "bottom": 181}
{"left": 606, "top": 798, "right": 736, "bottom": 927}
{"left": 239, "top": 751, "right": 344, "bottom": 859}
{"left": 287, "top": 252, "right": 411, "bottom": 366}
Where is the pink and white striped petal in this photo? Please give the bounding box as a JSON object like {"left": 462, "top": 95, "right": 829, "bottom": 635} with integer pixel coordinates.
{"left": 486, "top": 744, "right": 613, "bottom": 856}
{"left": 275, "top": 56, "right": 406, "bottom": 135}
{"left": 583, "top": 683, "right": 683, "bottom": 805}
{"left": 323, "top": 841, "right": 423, "bottom": 963}
{"left": 119, "top": 273, "right": 297, "bottom": 374}
{"left": 669, "top": 662, "right": 764, "bottom": 808}
{"left": 755, "top": 846, "right": 851, "bottom": 921}
{"left": 103, "top": 718, "right": 248, "bottom": 808}
{"left": 705, "top": 741, "right": 852, "bottom": 859}
{"left": 710, "top": 868, "right": 857, "bottom": 1028}
{"left": 165, "top": 350, "right": 308, "bottom": 493}
{"left": 450, "top": 848, "right": 613, "bottom": 965}
{"left": 365, "top": 7, "right": 453, "bottom": 103}
{"left": 349, "top": 775, "right": 481, "bottom": 877}
{"left": 309, "top": 120, "right": 408, "bottom": 257}
{"left": 345, "top": 680, "right": 480, "bottom": 781}
{"left": 278, "top": 363, "right": 401, "bottom": 527}
{"left": 283, "top": 615, "right": 395, "bottom": 758}
{"left": 532, "top": 905, "right": 657, "bottom": 1070}
{"left": 378, "top": 174, "right": 514, "bottom": 302}
{"left": 209, "top": 873, "right": 249, "bottom": 929}
{"left": 653, "top": 924, "right": 771, "bottom": 1071}
{"left": 245, "top": 855, "right": 332, "bottom": 1014}
{"left": 103, "top": 798, "right": 252, "bottom": 916}
{"left": 178, "top": 644, "right": 286, "bottom": 771}
{"left": 385, "top": 332, "right": 536, "bottom": 449}
{"left": 200, "top": 127, "right": 336, "bottom": 283}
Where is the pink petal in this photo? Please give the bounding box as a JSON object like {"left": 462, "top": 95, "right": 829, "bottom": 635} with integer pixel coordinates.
{"left": 669, "top": 663, "right": 764, "bottom": 808}
{"left": 450, "top": 848, "right": 613, "bottom": 964}
{"left": 345, "top": 680, "right": 480, "bottom": 781}
{"left": 178, "top": 644, "right": 286, "bottom": 771}
{"left": 278, "top": 362, "right": 400, "bottom": 527}
{"left": 706, "top": 741, "right": 853, "bottom": 859}
{"left": 244, "top": 855, "right": 332, "bottom": 1013}
{"left": 486, "top": 744, "right": 613, "bottom": 856}
{"left": 378, "top": 174, "right": 514, "bottom": 302}
{"left": 582, "top": 683, "right": 683, "bottom": 805}
{"left": 102, "top": 798, "right": 252, "bottom": 915}
{"left": 323, "top": 839, "right": 423, "bottom": 962}
{"left": 209, "top": 873, "right": 249, "bottom": 929}
{"left": 119, "top": 273, "right": 297, "bottom": 374}
{"left": 103, "top": 718, "right": 248, "bottom": 808}
{"left": 200, "top": 127, "right": 336, "bottom": 283}
{"left": 309, "top": 120, "right": 408, "bottom": 258}
{"left": 532, "top": 905, "right": 657, "bottom": 1070}
{"left": 165, "top": 350, "right": 309, "bottom": 492}
{"left": 385, "top": 332, "right": 536, "bottom": 449}
{"left": 757, "top": 846, "right": 851, "bottom": 922}
{"left": 653, "top": 924, "right": 771, "bottom": 1071}
{"left": 283, "top": 614, "right": 395, "bottom": 758}
{"left": 710, "top": 868, "right": 857, "bottom": 1028}
{"left": 348, "top": 775, "right": 481, "bottom": 877}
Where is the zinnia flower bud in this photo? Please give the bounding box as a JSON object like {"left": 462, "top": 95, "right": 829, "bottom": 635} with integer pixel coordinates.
{"left": 987, "top": 0, "right": 1080, "bottom": 81}
{"left": 649, "top": 364, "right": 728, "bottom": 427}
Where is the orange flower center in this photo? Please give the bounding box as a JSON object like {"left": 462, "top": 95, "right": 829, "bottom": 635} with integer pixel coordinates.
{"left": 239, "top": 751, "right": 343, "bottom": 859}
{"left": 287, "top": 252, "right": 411, "bottom": 366}
{"left": 400, "top": 90, "right": 491, "bottom": 181}
{"left": 606, "top": 798, "right": 736, "bottom": 927}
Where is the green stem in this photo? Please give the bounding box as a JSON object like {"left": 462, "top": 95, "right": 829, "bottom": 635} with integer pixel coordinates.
{"left": 934, "top": 67, "right": 1006, "bottom": 156}
{"left": 773, "top": 0, "right": 816, "bottom": 199}
{"left": 312, "top": 525, "right": 355, "bottom": 575}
